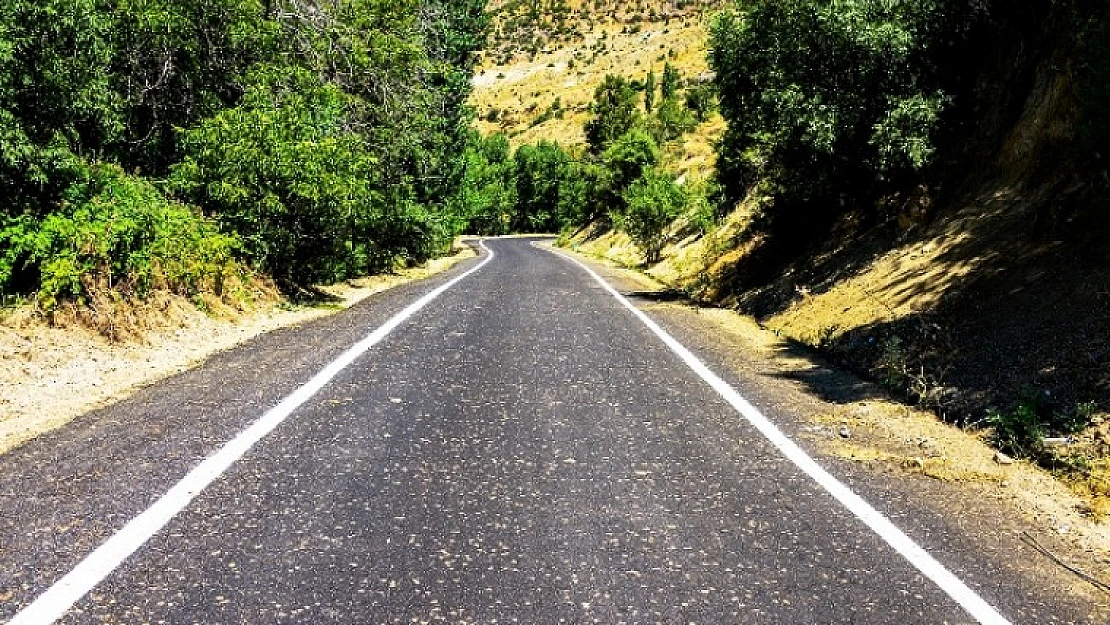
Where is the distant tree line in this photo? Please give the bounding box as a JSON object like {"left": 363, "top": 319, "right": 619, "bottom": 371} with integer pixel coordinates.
{"left": 454, "top": 61, "right": 716, "bottom": 264}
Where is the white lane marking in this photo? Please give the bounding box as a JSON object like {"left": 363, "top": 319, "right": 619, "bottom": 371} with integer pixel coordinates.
{"left": 545, "top": 245, "right": 1013, "bottom": 625}
{"left": 9, "top": 241, "right": 496, "bottom": 625}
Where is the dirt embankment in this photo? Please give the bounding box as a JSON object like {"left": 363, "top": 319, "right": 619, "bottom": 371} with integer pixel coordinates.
{"left": 0, "top": 245, "right": 476, "bottom": 456}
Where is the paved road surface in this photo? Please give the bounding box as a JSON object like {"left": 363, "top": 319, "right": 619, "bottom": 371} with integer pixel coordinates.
{"left": 0, "top": 238, "right": 1099, "bottom": 623}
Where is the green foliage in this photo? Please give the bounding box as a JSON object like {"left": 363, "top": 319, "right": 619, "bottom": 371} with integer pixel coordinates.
{"left": 110, "top": 0, "right": 274, "bottom": 174}
{"left": 0, "top": 162, "right": 240, "bottom": 310}
{"left": 0, "top": 0, "right": 490, "bottom": 311}
{"left": 173, "top": 68, "right": 394, "bottom": 283}
{"left": 513, "top": 141, "right": 584, "bottom": 232}
{"left": 585, "top": 74, "right": 641, "bottom": 153}
{"left": 644, "top": 69, "right": 657, "bottom": 113}
{"left": 870, "top": 93, "right": 948, "bottom": 175}
{"left": 987, "top": 402, "right": 1046, "bottom": 458}
{"left": 451, "top": 133, "right": 518, "bottom": 235}
{"left": 709, "top": 0, "right": 971, "bottom": 221}
{"left": 660, "top": 62, "right": 680, "bottom": 101}
{"left": 601, "top": 130, "right": 660, "bottom": 196}
{"left": 0, "top": 0, "right": 119, "bottom": 214}
{"left": 987, "top": 398, "right": 1098, "bottom": 459}
{"left": 614, "top": 168, "right": 687, "bottom": 264}
{"left": 652, "top": 97, "right": 698, "bottom": 143}
{"left": 684, "top": 81, "right": 717, "bottom": 122}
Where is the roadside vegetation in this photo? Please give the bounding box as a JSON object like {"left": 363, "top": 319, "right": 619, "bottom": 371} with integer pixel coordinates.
{"left": 472, "top": 0, "right": 1110, "bottom": 517}
{"left": 454, "top": 58, "right": 712, "bottom": 261}
{"left": 1, "top": 0, "right": 487, "bottom": 328}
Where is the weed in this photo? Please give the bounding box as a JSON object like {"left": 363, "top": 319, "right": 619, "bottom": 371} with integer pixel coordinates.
{"left": 987, "top": 402, "right": 1045, "bottom": 458}
{"left": 1056, "top": 400, "right": 1099, "bottom": 434}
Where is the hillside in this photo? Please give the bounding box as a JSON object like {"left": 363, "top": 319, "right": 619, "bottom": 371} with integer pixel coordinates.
{"left": 471, "top": 0, "right": 727, "bottom": 180}
{"left": 468, "top": 1, "right": 1110, "bottom": 520}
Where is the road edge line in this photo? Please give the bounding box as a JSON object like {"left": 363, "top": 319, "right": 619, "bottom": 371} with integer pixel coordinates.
{"left": 9, "top": 241, "right": 495, "bottom": 625}
{"left": 544, "top": 244, "right": 1012, "bottom": 625}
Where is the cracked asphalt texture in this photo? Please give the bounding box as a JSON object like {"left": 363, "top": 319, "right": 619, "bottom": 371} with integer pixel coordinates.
{"left": 0, "top": 238, "right": 1102, "bottom": 623}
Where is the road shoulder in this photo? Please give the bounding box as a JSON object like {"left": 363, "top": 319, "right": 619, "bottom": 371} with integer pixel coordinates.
{"left": 0, "top": 244, "right": 477, "bottom": 456}
{"left": 545, "top": 241, "right": 1110, "bottom": 620}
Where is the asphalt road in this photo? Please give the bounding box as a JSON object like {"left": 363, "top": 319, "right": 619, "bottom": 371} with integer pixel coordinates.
{"left": 0, "top": 238, "right": 1099, "bottom": 623}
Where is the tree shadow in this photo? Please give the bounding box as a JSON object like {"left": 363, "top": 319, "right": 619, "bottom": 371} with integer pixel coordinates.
{"left": 768, "top": 336, "right": 887, "bottom": 405}
{"left": 623, "top": 289, "right": 688, "bottom": 302}
{"left": 275, "top": 281, "right": 344, "bottom": 306}
{"left": 712, "top": 180, "right": 1110, "bottom": 424}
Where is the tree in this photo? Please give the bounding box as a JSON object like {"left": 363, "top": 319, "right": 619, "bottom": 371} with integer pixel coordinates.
{"left": 644, "top": 69, "right": 657, "bottom": 113}
{"left": 684, "top": 81, "right": 717, "bottom": 122}
{"left": 661, "top": 62, "right": 680, "bottom": 102}
{"left": 0, "top": 0, "right": 496, "bottom": 308}
{"left": 602, "top": 130, "right": 659, "bottom": 192}
{"left": 172, "top": 68, "right": 388, "bottom": 283}
{"left": 653, "top": 97, "right": 697, "bottom": 143}
{"left": 110, "top": 0, "right": 272, "bottom": 175}
{"left": 615, "top": 168, "right": 687, "bottom": 264}
{"left": 0, "top": 0, "right": 118, "bottom": 216}
{"left": 450, "top": 132, "right": 517, "bottom": 235}
{"left": 514, "top": 141, "right": 578, "bottom": 232}
{"left": 584, "top": 74, "right": 640, "bottom": 154}
{"left": 709, "top": 0, "right": 963, "bottom": 222}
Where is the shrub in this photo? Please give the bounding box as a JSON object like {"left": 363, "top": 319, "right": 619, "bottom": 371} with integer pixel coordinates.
{"left": 584, "top": 74, "right": 641, "bottom": 154}
{"left": 987, "top": 402, "right": 1045, "bottom": 458}
{"left": 0, "top": 162, "right": 242, "bottom": 310}
{"left": 615, "top": 168, "right": 687, "bottom": 264}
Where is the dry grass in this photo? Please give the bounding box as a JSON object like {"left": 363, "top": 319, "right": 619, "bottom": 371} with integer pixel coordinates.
{"left": 471, "top": 15, "right": 717, "bottom": 150}
{"left": 556, "top": 241, "right": 1110, "bottom": 564}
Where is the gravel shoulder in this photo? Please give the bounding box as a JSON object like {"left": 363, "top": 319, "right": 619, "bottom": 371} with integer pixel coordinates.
{"left": 0, "top": 245, "right": 476, "bottom": 456}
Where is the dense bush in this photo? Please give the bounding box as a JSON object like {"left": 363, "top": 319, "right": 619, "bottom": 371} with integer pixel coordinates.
{"left": 172, "top": 68, "right": 394, "bottom": 283}
{"left": 709, "top": 0, "right": 972, "bottom": 222}
{"left": 615, "top": 168, "right": 687, "bottom": 264}
{"left": 0, "top": 0, "right": 489, "bottom": 313}
{"left": 1, "top": 163, "right": 241, "bottom": 309}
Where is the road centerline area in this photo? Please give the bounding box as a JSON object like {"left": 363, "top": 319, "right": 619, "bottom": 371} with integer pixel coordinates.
{"left": 7, "top": 242, "right": 495, "bottom": 625}
{"left": 543, "top": 243, "right": 1013, "bottom": 625}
